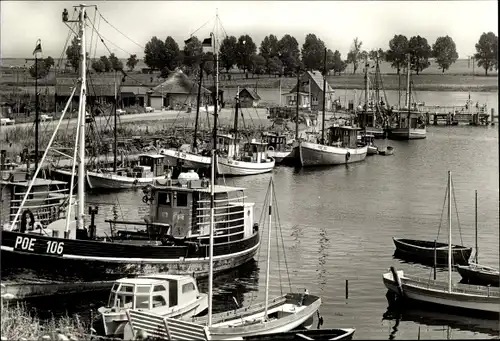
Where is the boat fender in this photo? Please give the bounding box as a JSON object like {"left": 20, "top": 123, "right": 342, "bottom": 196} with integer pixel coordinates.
{"left": 142, "top": 195, "right": 149, "bottom": 204}
{"left": 133, "top": 178, "right": 138, "bottom": 186}
{"left": 267, "top": 146, "right": 274, "bottom": 151}
{"left": 390, "top": 266, "right": 404, "bottom": 297}
{"left": 345, "top": 152, "right": 351, "bottom": 162}
{"left": 20, "top": 209, "right": 35, "bottom": 233}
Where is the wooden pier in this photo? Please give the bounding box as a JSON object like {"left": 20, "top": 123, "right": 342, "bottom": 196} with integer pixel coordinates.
{"left": 421, "top": 105, "right": 493, "bottom": 126}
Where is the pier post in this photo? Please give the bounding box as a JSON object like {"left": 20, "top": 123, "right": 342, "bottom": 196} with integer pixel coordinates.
{"left": 345, "top": 279, "right": 349, "bottom": 299}
{"left": 491, "top": 108, "right": 496, "bottom": 125}
{"left": 433, "top": 113, "right": 437, "bottom": 126}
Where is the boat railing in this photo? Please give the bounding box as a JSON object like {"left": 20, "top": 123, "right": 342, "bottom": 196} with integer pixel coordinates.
{"left": 198, "top": 196, "right": 247, "bottom": 204}
{"left": 403, "top": 274, "right": 500, "bottom": 297}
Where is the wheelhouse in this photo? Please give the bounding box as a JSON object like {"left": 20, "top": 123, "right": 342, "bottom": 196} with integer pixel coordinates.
{"left": 262, "top": 133, "right": 288, "bottom": 152}
{"left": 328, "top": 126, "right": 362, "bottom": 149}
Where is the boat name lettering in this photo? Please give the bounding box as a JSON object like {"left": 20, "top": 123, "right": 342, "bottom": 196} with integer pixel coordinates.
{"left": 14, "top": 236, "right": 36, "bottom": 252}
{"left": 46, "top": 241, "right": 64, "bottom": 255}
{"left": 175, "top": 151, "right": 187, "bottom": 158}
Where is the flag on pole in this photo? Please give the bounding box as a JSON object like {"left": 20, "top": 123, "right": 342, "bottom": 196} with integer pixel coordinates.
{"left": 184, "top": 36, "right": 193, "bottom": 45}
{"left": 33, "top": 39, "right": 42, "bottom": 56}
{"left": 202, "top": 36, "right": 213, "bottom": 53}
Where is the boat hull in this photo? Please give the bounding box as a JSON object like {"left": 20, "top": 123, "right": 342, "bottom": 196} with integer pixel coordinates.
{"left": 160, "top": 149, "right": 211, "bottom": 169}
{"left": 367, "top": 146, "right": 378, "bottom": 155}
{"left": 243, "top": 328, "right": 355, "bottom": 340}
{"left": 383, "top": 271, "right": 499, "bottom": 315}
{"left": 457, "top": 263, "right": 500, "bottom": 287}
{"left": 266, "top": 150, "right": 292, "bottom": 164}
{"left": 217, "top": 157, "right": 275, "bottom": 176}
{"left": 298, "top": 142, "right": 368, "bottom": 167}
{"left": 86, "top": 171, "right": 166, "bottom": 189}
{"left": 0, "top": 230, "right": 260, "bottom": 282}
{"left": 387, "top": 127, "right": 426, "bottom": 140}
{"left": 393, "top": 238, "right": 472, "bottom": 266}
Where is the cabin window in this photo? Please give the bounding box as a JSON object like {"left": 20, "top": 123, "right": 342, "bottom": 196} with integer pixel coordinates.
{"left": 153, "top": 285, "right": 166, "bottom": 292}
{"left": 176, "top": 192, "right": 188, "bottom": 207}
{"left": 120, "top": 284, "right": 134, "bottom": 293}
{"left": 136, "top": 285, "right": 150, "bottom": 294}
{"left": 182, "top": 282, "right": 195, "bottom": 293}
{"left": 158, "top": 192, "right": 172, "bottom": 206}
{"left": 111, "top": 283, "right": 119, "bottom": 292}
{"left": 152, "top": 295, "right": 167, "bottom": 308}
{"left": 118, "top": 294, "right": 133, "bottom": 308}
{"left": 135, "top": 295, "right": 150, "bottom": 309}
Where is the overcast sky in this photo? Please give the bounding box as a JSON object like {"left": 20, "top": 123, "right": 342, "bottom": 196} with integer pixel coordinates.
{"left": 1, "top": 1, "right": 497, "bottom": 60}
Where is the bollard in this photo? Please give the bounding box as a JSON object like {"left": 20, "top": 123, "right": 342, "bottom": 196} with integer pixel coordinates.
{"left": 345, "top": 279, "right": 349, "bottom": 300}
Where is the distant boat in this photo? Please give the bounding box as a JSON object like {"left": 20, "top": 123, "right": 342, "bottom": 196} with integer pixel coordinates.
{"left": 242, "top": 328, "right": 356, "bottom": 341}
{"left": 86, "top": 154, "right": 169, "bottom": 189}
{"left": 384, "top": 171, "right": 499, "bottom": 316}
{"left": 378, "top": 146, "right": 394, "bottom": 156}
{"left": 357, "top": 133, "right": 378, "bottom": 155}
{"left": 261, "top": 132, "right": 294, "bottom": 164}
{"left": 392, "top": 237, "right": 472, "bottom": 266}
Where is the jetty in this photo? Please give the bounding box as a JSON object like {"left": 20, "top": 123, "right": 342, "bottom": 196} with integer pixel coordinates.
{"left": 421, "top": 105, "right": 492, "bottom": 126}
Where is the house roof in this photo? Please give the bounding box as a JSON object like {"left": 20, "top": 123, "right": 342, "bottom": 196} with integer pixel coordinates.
{"left": 288, "top": 70, "right": 335, "bottom": 94}
{"left": 152, "top": 70, "right": 211, "bottom": 96}
{"left": 238, "top": 88, "right": 261, "bottom": 100}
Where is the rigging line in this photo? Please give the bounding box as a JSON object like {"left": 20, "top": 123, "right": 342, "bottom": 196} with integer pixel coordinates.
{"left": 217, "top": 17, "right": 229, "bottom": 39}
{"left": 450, "top": 177, "right": 464, "bottom": 246}
{"left": 188, "top": 17, "right": 214, "bottom": 39}
{"left": 274, "top": 190, "right": 283, "bottom": 296}
{"left": 88, "top": 7, "right": 98, "bottom": 60}
{"left": 435, "top": 178, "right": 449, "bottom": 242}
{"left": 97, "top": 9, "right": 145, "bottom": 50}
{"left": 56, "top": 8, "right": 78, "bottom": 70}
{"left": 87, "top": 17, "right": 137, "bottom": 57}
{"left": 272, "top": 179, "right": 292, "bottom": 293}
{"left": 93, "top": 13, "right": 101, "bottom": 60}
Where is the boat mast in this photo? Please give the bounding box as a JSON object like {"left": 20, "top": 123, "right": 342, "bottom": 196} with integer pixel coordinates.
{"left": 295, "top": 67, "right": 300, "bottom": 140}
{"left": 113, "top": 70, "right": 117, "bottom": 172}
{"left": 233, "top": 86, "right": 239, "bottom": 157}
{"left": 447, "top": 170, "right": 452, "bottom": 292}
{"left": 475, "top": 189, "right": 478, "bottom": 263}
{"left": 207, "top": 11, "right": 219, "bottom": 327}
{"left": 406, "top": 55, "right": 411, "bottom": 133}
{"left": 363, "top": 56, "right": 368, "bottom": 129}
{"left": 321, "top": 48, "right": 327, "bottom": 145}
{"left": 74, "top": 4, "right": 87, "bottom": 229}
{"left": 264, "top": 178, "right": 273, "bottom": 319}
{"left": 193, "top": 60, "right": 204, "bottom": 152}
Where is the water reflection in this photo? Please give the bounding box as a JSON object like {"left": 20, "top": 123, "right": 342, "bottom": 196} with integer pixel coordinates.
{"left": 382, "top": 292, "right": 499, "bottom": 338}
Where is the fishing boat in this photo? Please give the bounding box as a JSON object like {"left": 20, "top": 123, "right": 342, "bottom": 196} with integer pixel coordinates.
{"left": 243, "top": 328, "right": 356, "bottom": 341}
{"left": 457, "top": 190, "right": 499, "bottom": 286}
{"left": 297, "top": 48, "right": 367, "bottom": 167}
{"left": 387, "top": 55, "right": 426, "bottom": 140}
{"left": 261, "top": 132, "right": 293, "bottom": 164}
{"left": 383, "top": 171, "right": 499, "bottom": 316}
{"left": 86, "top": 154, "right": 168, "bottom": 189}
{"left": 159, "top": 69, "right": 211, "bottom": 170}
{"left": 1, "top": 7, "right": 260, "bottom": 287}
{"left": 216, "top": 91, "right": 275, "bottom": 176}
{"left": 97, "top": 274, "right": 208, "bottom": 337}
{"left": 357, "top": 133, "right": 378, "bottom": 155}
{"left": 392, "top": 237, "right": 471, "bottom": 266}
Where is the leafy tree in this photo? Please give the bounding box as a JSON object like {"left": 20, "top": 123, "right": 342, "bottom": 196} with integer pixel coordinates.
{"left": 346, "top": 37, "right": 363, "bottom": 74}
{"left": 91, "top": 59, "right": 105, "bottom": 73}
{"left": 301, "top": 34, "right": 326, "bottom": 71}
{"left": 259, "top": 34, "right": 279, "bottom": 61}
{"left": 474, "top": 31, "right": 498, "bottom": 76}
{"left": 44, "top": 56, "right": 55, "bottom": 72}
{"left": 432, "top": 36, "right": 458, "bottom": 73}
{"left": 29, "top": 60, "right": 48, "bottom": 79}
{"left": 160, "top": 66, "right": 171, "bottom": 79}
{"left": 219, "top": 35, "right": 238, "bottom": 72}
{"left": 235, "top": 35, "right": 257, "bottom": 73}
{"left": 250, "top": 54, "right": 266, "bottom": 75}
{"left": 331, "top": 50, "right": 347, "bottom": 75}
{"left": 164, "top": 36, "right": 181, "bottom": 71}
{"left": 183, "top": 36, "right": 203, "bottom": 69}
{"left": 202, "top": 52, "right": 215, "bottom": 79}
{"left": 144, "top": 36, "right": 167, "bottom": 71}
{"left": 126, "top": 54, "right": 138, "bottom": 71}
{"left": 385, "top": 34, "right": 409, "bottom": 74}
{"left": 408, "top": 35, "right": 432, "bottom": 74}
{"left": 109, "top": 53, "right": 123, "bottom": 71}
{"left": 277, "top": 34, "right": 301, "bottom": 74}
{"left": 65, "top": 37, "right": 80, "bottom": 72}
{"left": 100, "top": 56, "right": 111, "bottom": 72}
{"left": 267, "top": 56, "right": 283, "bottom": 76}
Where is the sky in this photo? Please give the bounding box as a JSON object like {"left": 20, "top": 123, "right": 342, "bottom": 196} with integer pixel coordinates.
{"left": 0, "top": 1, "right": 498, "bottom": 60}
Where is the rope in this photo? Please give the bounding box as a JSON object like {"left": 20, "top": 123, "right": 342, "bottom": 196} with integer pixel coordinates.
{"left": 272, "top": 179, "right": 292, "bottom": 293}
{"left": 97, "top": 9, "right": 144, "bottom": 50}
{"left": 435, "top": 178, "right": 449, "bottom": 242}
{"left": 450, "top": 176, "right": 465, "bottom": 246}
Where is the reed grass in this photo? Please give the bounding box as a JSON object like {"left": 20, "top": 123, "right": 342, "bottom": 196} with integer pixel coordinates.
{"left": 0, "top": 300, "right": 88, "bottom": 341}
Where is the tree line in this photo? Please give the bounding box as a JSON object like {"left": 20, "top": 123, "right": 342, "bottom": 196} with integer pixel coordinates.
{"left": 57, "top": 31, "right": 499, "bottom": 78}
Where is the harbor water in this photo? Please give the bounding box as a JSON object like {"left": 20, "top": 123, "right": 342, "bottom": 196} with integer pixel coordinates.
{"left": 24, "top": 124, "right": 499, "bottom": 339}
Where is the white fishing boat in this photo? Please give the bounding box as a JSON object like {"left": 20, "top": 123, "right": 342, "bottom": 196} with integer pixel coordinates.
{"left": 299, "top": 126, "right": 368, "bottom": 166}
{"left": 124, "top": 19, "right": 321, "bottom": 339}
{"left": 261, "top": 132, "right": 293, "bottom": 164}
{"left": 98, "top": 274, "right": 208, "bottom": 337}
{"left": 357, "top": 133, "right": 378, "bottom": 155}
{"left": 86, "top": 154, "right": 168, "bottom": 189}
{"left": 383, "top": 171, "right": 499, "bottom": 315}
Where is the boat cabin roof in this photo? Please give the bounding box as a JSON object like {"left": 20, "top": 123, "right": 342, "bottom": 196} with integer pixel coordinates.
{"left": 139, "top": 274, "right": 194, "bottom": 282}
{"left": 153, "top": 178, "right": 246, "bottom": 193}
{"left": 115, "top": 277, "right": 168, "bottom": 285}
{"left": 247, "top": 140, "right": 268, "bottom": 146}
{"left": 262, "top": 132, "right": 285, "bottom": 138}
{"left": 331, "top": 125, "right": 363, "bottom": 131}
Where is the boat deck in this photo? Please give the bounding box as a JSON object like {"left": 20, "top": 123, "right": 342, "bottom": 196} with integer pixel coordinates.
{"left": 402, "top": 274, "right": 500, "bottom": 297}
